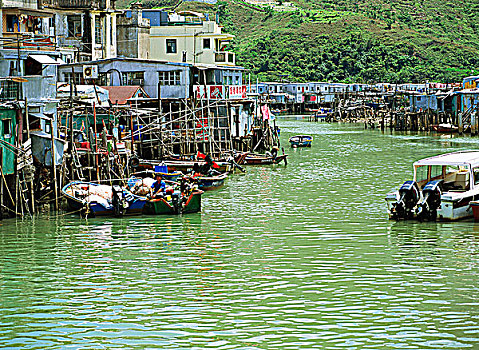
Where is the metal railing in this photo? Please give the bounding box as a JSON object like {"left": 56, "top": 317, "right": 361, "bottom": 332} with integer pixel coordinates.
{"left": 38, "top": 0, "right": 109, "bottom": 9}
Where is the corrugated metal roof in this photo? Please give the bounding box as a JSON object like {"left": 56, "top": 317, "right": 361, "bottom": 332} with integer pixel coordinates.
{"left": 101, "top": 86, "right": 149, "bottom": 105}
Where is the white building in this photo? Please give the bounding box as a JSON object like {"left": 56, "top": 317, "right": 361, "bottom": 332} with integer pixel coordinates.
{"left": 144, "top": 10, "right": 236, "bottom": 66}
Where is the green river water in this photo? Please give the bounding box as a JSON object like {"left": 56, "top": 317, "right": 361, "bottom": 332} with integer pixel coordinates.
{"left": 1, "top": 118, "right": 479, "bottom": 349}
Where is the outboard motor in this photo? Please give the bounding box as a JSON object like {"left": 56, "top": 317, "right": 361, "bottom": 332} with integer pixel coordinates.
{"left": 416, "top": 180, "right": 443, "bottom": 221}
{"left": 391, "top": 180, "right": 420, "bottom": 220}
{"left": 171, "top": 191, "right": 182, "bottom": 214}
{"left": 112, "top": 185, "right": 126, "bottom": 217}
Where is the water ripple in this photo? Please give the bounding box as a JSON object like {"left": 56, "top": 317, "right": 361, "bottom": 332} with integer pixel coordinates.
{"left": 1, "top": 121, "right": 479, "bottom": 348}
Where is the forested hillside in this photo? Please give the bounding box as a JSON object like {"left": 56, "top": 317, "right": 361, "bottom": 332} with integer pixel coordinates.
{"left": 117, "top": 0, "right": 479, "bottom": 83}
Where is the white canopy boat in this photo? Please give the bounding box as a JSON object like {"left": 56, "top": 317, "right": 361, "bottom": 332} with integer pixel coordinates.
{"left": 386, "top": 150, "right": 479, "bottom": 221}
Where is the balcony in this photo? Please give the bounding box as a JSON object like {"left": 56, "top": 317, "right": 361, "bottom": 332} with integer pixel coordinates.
{"left": 38, "top": 0, "right": 110, "bottom": 9}
{"left": 2, "top": 33, "right": 56, "bottom": 51}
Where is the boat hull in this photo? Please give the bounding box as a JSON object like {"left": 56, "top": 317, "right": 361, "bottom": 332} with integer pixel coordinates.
{"left": 243, "top": 154, "right": 288, "bottom": 165}
{"left": 289, "top": 135, "right": 313, "bottom": 148}
{"left": 471, "top": 201, "right": 479, "bottom": 221}
{"left": 143, "top": 190, "right": 203, "bottom": 215}
{"left": 196, "top": 173, "right": 227, "bottom": 191}
{"left": 136, "top": 159, "right": 231, "bottom": 173}
{"left": 386, "top": 190, "right": 475, "bottom": 221}
{"left": 62, "top": 182, "right": 147, "bottom": 217}
{"left": 437, "top": 195, "right": 474, "bottom": 221}
{"left": 290, "top": 140, "right": 312, "bottom": 147}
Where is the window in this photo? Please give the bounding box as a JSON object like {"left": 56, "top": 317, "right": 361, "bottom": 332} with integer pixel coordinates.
{"left": 9, "top": 61, "right": 17, "bottom": 76}
{"left": 6, "top": 15, "right": 18, "bottom": 33}
{"left": 166, "top": 39, "right": 177, "bottom": 54}
{"left": 25, "top": 57, "right": 42, "bottom": 76}
{"left": 63, "top": 72, "right": 82, "bottom": 86}
{"left": 67, "top": 15, "right": 82, "bottom": 38}
{"left": 95, "top": 16, "right": 102, "bottom": 44}
{"left": 159, "top": 71, "right": 181, "bottom": 86}
{"left": 203, "top": 38, "right": 211, "bottom": 49}
{"left": 0, "top": 81, "right": 20, "bottom": 100}
{"left": 2, "top": 119, "right": 12, "bottom": 138}
{"left": 474, "top": 168, "right": 479, "bottom": 185}
{"left": 97, "top": 73, "right": 111, "bottom": 86}
{"left": 121, "top": 72, "right": 145, "bottom": 85}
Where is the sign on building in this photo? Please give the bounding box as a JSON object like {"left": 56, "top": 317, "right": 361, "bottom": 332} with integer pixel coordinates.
{"left": 194, "top": 85, "right": 246, "bottom": 100}
{"left": 194, "top": 85, "right": 224, "bottom": 100}
{"left": 228, "top": 85, "right": 247, "bottom": 99}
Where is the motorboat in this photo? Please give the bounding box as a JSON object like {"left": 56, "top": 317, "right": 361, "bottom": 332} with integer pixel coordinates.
{"left": 385, "top": 150, "right": 479, "bottom": 221}
{"left": 128, "top": 177, "right": 203, "bottom": 215}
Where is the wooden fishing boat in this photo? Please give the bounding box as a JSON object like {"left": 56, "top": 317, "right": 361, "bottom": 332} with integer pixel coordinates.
{"left": 386, "top": 150, "right": 479, "bottom": 221}
{"left": 289, "top": 135, "right": 313, "bottom": 147}
{"left": 431, "top": 123, "right": 459, "bottom": 133}
{"left": 194, "top": 172, "right": 228, "bottom": 191}
{"left": 243, "top": 153, "right": 288, "bottom": 165}
{"left": 61, "top": 181, "right": 147, "bottom": 217}
{"left": 143, "top": 189, "right": 203, "bottom": 215}
{"left": 132, "top": 158, "right": 231, "bottom": 174}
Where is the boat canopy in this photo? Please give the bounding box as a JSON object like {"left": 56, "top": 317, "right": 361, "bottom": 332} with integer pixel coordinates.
{"left": 414, "top": 151, "right": 479, "bottom": 168}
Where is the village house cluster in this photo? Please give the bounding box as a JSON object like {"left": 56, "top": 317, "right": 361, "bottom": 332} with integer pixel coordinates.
{"left": 0, "top": 0, "right": 265, "bottom": 218}
{"left": 1, "top": 0, "right": 479, "bottom": 218}
{"left": 252, "top": 79, "right": 479, "bottom": 132}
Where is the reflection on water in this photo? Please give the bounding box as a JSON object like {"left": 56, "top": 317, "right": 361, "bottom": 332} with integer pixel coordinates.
{"left": 1, "top": 120, "right": 479, "bottom": 348}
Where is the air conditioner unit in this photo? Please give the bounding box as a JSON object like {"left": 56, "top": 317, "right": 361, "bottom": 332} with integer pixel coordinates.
{"left": 83, "top": 65, "right": 98, "bottom": 79}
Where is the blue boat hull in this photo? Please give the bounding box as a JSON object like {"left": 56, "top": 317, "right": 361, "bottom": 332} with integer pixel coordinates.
{"left": 289, "top": 135, "right": 313, "bottom": 147}
{"left": 62, "top": 182, "right": 147, "bottom": 217}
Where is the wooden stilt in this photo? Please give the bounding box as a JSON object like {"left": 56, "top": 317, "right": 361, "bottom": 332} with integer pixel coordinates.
{"left": 50, "top": 120, "right": 58, "bottom": 211}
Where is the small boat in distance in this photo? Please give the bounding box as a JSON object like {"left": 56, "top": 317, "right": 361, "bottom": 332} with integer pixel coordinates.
{"left": 385, "top": 150, "right": 479, "bottom": 221}
{"left": 289, "top": 135, "right": 313, "bottom": 148}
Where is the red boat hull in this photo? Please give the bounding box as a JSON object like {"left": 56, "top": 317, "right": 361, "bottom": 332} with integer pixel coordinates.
{"left": 471, "top": 201, "right": 479, "bottom": 221}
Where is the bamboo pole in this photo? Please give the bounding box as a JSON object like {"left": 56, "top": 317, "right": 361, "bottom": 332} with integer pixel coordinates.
{"left": 50, "top": 120, "right": 58, "bottom": 211}
{"left": 94, "top": 103, "right": 100, "bottom": 180}
{"left": 0, "top": 148, "right": 3, "bottom": 220}
{"left": 25, "top": 98, "right": 34, "bottom": 214}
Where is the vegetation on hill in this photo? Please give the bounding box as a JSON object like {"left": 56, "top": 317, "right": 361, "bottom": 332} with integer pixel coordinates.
{"left": 117, "top": 0, "right": 479, "bottom": 83}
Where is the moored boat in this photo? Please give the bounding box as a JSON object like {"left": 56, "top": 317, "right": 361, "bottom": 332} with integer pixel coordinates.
{"left": 153, "top": 164, "right": 183, "bottom": 181}
{"left": 431, "top": 123, "right": 459, "bottom": 133}
{"left": 471, "top": 201, "right": 479, "bottom": 221}
{"left": 194, "top": 172, "right": 228, "bottom": 191}
{"left": 289, "top": 135, "right": 313, "bottom": 147}
{"left": 243, "top": 153, "right": 288, "bottom": 165}
{"left": 386, "top": 150, "right": 479, "bottom": 221}
{"left": 143, "top": 189, "right": 203, "bottom": 215}
{"left": 62, "top": 181, "right": 147, "bottom": 217}
{"left": 132, "top": 158, "right": 231, "bottom": 173}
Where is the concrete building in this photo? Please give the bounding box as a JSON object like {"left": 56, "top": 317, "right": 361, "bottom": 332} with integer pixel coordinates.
{"left": 135, "top": 10, "right": 236, "bottom": 66}
{"left": 117, "top": 4, "right": 150, "bottom": 59}
{"left": 39, "top": 0, "right": 118, "bottom": 61}
{"left": 58, "top": 58, "right": 192, "bottom": 99}
{"left": 1, "top": 0, "right": 119, "bottom": 62}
